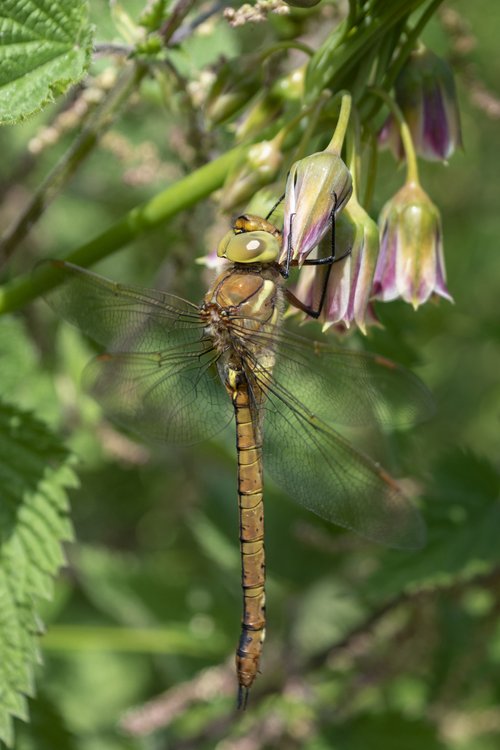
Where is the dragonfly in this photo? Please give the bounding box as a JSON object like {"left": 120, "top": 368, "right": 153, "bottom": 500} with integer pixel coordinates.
{"left": 44, "top": 213, "right": 432, "bottom": 707}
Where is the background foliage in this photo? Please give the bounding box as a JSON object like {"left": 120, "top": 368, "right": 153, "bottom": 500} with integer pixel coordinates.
{"left": 0, "top": 0, "right": 499, "bottom": 748}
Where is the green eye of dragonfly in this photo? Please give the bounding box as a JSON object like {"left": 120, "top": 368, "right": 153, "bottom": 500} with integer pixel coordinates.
{"left": 217, "top": 230, "right": 280, "bottom": 263}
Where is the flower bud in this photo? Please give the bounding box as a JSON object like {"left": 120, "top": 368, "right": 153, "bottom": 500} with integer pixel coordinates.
{"left": 280, "top": 151, "right": 352, "bottom": 265}
{"left": 373, "top": 181, "right": 452, "bottom": 308}
{"left": 292, "top": 199, "right": 380, "bottom": 333}
{"left": 380, "top": 47, "right": 462, "bottom": 162}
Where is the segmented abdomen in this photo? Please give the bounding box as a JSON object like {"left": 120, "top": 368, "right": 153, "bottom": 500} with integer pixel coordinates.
{"left": 233, "top": 385, "right": 266, "bottom": 706}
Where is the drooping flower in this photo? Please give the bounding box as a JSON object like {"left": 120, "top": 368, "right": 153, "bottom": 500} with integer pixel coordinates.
{"left": 292, "top": 199, "right": 380, "bottom": 333}
{"left": 280, "top": 93, "right": 353, "bottom": 266}
{"left": 373, "top": 180, "right": 452, "bottom": 308}
{"left": 280, "top": 151, "right": 352, "bottom": 265}
{"left": 380, "top": 46, "right": 462, "bottom": 162}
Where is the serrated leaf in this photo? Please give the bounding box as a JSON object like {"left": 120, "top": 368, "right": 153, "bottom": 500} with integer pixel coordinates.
{"left": 365, "top": 450, "right": 500, "bottom": 601}
{"left": 0, "top": 0, "right": 93, "bottom": 125}
{"left": 0, "top": 401, "right": 77, "bottom": 747}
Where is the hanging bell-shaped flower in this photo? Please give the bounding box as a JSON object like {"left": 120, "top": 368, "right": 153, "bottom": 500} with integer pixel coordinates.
{"left": 293, "top": 198, "right": 380, "bottom": 333}
{"left": 373, "top": 180, "right": 452, "bottom": 308}
{"left": 380, "top": 47, "right": 462, "bottom": 162}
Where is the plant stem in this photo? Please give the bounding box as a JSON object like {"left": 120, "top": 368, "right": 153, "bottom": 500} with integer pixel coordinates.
{"left": 327, "top": 93, "right": 352, "bottom": 153}
{"left": 369, "top": 86, "right": 420, "bottom": 183}
{"left": 0, "top": 145, "right": 246, "bottom": 314}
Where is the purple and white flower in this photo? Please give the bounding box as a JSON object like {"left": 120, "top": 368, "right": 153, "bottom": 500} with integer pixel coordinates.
{"left": 373, "top": 181, "right": 452, "bottom": 308}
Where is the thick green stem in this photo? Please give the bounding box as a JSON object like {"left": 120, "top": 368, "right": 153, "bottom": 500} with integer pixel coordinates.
{"left": 0, "top": 146, "right": 246, "bottom": 314}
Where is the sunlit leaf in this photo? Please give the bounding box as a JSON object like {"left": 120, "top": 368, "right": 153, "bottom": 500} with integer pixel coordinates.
{"left": 0, "top": 0, "right": 93, "bottom": 124}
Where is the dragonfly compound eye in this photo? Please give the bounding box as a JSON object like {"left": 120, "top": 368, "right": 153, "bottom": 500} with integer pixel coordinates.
{"left": 217, "top": 230, "right": 280, "bottom": 264}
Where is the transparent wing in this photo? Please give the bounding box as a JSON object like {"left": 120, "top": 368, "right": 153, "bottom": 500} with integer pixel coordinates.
{"left": 262, "top": 387, "right": 426, "bottom": 549}
{"left": 42, "top": 260, "right": 203, "bottom": 351}
{"left": 83, "top": 347, "right": 232, "bottom": 445}
{"left": 44, "top": 261, "right": 232, "bottom": 444}
{"left": 231, "top": 321, "right": 434, "bottom": 428}
{"left": 233, "top": 327, "right": 428, "bottom": 549}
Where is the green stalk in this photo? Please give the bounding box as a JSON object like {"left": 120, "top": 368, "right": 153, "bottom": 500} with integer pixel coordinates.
{"left": 326, "top": 93, "right": 352, "bottom": 154}
{"left": 369, "top": 87, "right": 420, "bottom": 183}
{"left": 0, "top": 145, "right": 246, "bottom": 314}
{"left": 362, "top": 129, "right": 379, "bottom": 212}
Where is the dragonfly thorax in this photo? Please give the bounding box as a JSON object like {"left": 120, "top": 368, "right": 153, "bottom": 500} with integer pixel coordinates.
{"left": 201, "top": 264, "right": 284, "bottom": 382}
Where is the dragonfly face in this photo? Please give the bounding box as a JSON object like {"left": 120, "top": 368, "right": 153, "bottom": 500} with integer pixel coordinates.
{"left": 43, "top": 217, "right": 433, "bottom": 707}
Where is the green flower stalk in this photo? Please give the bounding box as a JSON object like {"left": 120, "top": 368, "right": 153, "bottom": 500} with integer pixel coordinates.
{"left": 380, "top": 46, "right": 463, "bottom": 162}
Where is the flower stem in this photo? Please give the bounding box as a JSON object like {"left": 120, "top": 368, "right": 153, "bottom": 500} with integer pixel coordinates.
{"left": 369, "top": 86, "right": 420, "bottom": 184}
{"left": 326, "top": 93, "right": 352, "bottom": 154}
{"left": 362, "top": 129, "right": 379, "bottom": 212}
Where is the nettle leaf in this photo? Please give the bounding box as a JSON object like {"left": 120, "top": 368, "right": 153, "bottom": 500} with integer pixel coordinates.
{"left": 0, "top": 400, "right": 76, "bottom": 747}
{"left": 0, "top": 0, "right": 93, "bottom": 125}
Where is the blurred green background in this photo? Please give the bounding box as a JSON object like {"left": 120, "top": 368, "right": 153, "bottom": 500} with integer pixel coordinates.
{"left": 1, "top": 1, "right": 499, "bottom": 748}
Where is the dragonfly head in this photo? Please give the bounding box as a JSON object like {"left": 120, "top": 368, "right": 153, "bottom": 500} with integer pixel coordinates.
{"left": 217, "top": 229, "right": 281, "bottom": 264}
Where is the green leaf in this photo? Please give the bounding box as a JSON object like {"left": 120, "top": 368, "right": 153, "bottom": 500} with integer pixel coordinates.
{"left": 0, "top": 401, "right": 76, "bottom": 747}
{"left": 0, "top": 0, "right": 93, "bottom": 125}
{"left": 365, "top": 450, "right": 500, "bottom": 602}
{"left": 0, "top": 317, "right": 59, "bottom": 425}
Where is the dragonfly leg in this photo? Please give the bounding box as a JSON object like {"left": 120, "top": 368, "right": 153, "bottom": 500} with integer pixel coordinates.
{"left": 285, "top": 266, "right": 333, "bottom": 320}
{"left": 284, "top": 193, "right": 353, "bottom": 319}
{"left": 265, "top": 192, "right": 285, "bottom": 224}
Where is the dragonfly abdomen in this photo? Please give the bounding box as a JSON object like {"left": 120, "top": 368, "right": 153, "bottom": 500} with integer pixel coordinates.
{"left": 232, "top": 383, "right": 266, "bottom": 707}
